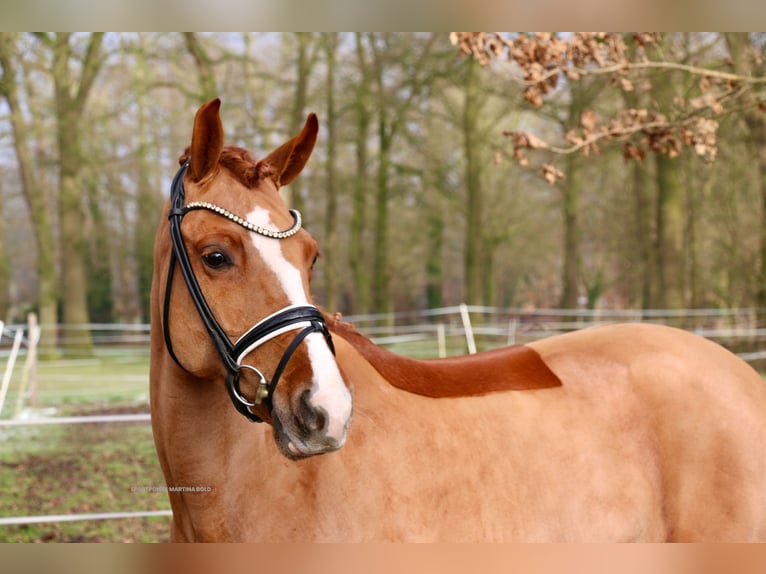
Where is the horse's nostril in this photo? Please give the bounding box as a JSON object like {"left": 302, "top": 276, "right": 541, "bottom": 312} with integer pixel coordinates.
{"left": 298, "top": 390, "right": 327, "bottom": 434}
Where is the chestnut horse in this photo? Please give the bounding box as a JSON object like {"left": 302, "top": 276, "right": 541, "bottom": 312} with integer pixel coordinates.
{"left": 150, "top": 98, "right": 766, "bottom": 542}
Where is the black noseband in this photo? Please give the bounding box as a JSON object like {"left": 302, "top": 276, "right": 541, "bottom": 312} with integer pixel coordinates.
{"left": 162, "top": 162, "right": 334, "bottom": 423}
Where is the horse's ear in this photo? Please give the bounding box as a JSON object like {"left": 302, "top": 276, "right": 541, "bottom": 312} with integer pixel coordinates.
{"left": 189, "top": 98, "right": 223, "bottom": 183}
{"left": 257, "top": 113, "right": 318, "bottom": 188}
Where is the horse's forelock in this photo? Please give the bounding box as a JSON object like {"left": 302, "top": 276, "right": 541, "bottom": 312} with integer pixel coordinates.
{"left": 178, "top": 146, "right": 261, "bottom": 188}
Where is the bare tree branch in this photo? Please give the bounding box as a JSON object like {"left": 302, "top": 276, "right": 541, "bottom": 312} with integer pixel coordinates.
{"left": 451, "top": 32, "right": 766, "bottom": 182}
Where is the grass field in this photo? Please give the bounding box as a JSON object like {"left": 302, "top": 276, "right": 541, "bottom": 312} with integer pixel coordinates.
{"left": 0, "top": 351, "right": 171, "bottom": 542}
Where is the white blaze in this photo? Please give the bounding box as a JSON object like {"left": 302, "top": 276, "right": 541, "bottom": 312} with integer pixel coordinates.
{"left": 246, "top": 207, "right": 352, "bottom": 441}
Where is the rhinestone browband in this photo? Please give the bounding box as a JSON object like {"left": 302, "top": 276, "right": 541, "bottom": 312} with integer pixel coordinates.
{"left": 183, "top": 202, "right": 302, "bottom": 239}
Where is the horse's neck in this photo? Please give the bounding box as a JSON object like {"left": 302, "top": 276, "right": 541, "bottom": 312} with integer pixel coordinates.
{"left": 328, "top": 321, "right": 561, "bottom": 398}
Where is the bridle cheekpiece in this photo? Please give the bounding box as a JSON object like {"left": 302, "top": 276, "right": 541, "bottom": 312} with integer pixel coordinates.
{"left": 162, "top": 161, "right": 335, "bottom": 423}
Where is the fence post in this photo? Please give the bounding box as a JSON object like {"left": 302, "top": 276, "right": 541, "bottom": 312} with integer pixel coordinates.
{"left": 507, "top": 317, "right": 518, "bottom": 346}
{"left": 459, "top": 303, "right": 477, "bottom": 355}
{"left": 0, "top": 327, "right": 24, "bottom": 417}
{"left": 26, "top": 313, "right": 39, "bottom": 408}
{"left": 13, "top": 314, "right": 40, "bottom": 418}
{"left": 437, "top": 323, "right": 447, "bottom": 358}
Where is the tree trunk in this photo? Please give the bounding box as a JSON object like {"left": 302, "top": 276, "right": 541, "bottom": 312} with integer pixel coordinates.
{"left": 350, "top": 33, "right": 372, "bottom": 315}
{"left": 370, "top": 35, "right": 393, "bottom": 316}
{"left": 750, "top": 115, "right": 766, "bottom": 308}
{"left": 184, "top": 32, "right": 218, "bottom": 103}
{"left": 653, "top": 153, "right": 685, "bottom": 308}
{"left": 630, "top": 160, "right": 654, "bottom": 309}
{"left": 134, "top": 36, "right": 163, "bottom": 322}
{"left": 52, "top": 32, "right": 104, "bottom": 356}
{"left": 83, "top": 176, "right": 113, "bottom": 323}
{"left": 367, "top": 33, "right": 437, "bottom": 316}
{"left": 373, "top": 122, "right": 392, "bottom": 315}
{"left": 648, "top": 37, "right": 688, "bottom": 310}
{"left": 350, "top": 110, "right": 372, "bottom": 314}
{"left": 284, "top": 33, "right": 316, "bottom": 215}
{"left": 0, "top": 33, "right": 58, "bottom": 355}
{"left": 725, "top": 33, "right": 766, "bottom": 307}
{"left": 0, "top": 177, "right": 9, "bottom": 321}
{"left": 560, "top": 149, "right": 582, "bottom": 309}
{"left": 463, "top": 59, "right": 484, "bottom": 307}
{"left": 57, "top": 173, "right": 93, "bottom": 354}
{"left": 620, "top": 58, "right": 655, "bottom": 310}
{"left": 322, "top": 33, "right": 339, "bottom": 312}
{"left": 559, "top": 84, "right": 587, "bottom": 309}
{"left": 425, "top": 212, "right": 445, "bottom": 309}
{"left": 107, "top": 172, "right": 140, "bottom": 324}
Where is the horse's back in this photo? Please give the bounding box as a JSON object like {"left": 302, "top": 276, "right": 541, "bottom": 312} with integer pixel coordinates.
{"left": 530, "top": 322, "right": 766, "bottom": 541}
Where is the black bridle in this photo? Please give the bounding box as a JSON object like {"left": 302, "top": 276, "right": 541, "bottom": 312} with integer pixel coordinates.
{"left": 162, "top": 162, "right": 335, "bottom": 423}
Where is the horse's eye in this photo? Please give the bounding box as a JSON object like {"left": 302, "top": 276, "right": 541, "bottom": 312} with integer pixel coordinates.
{"left": 202, "top": 251, "right": 231, "bottom": 269}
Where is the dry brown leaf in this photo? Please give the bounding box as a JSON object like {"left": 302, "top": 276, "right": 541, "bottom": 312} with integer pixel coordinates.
{"left": 525, "top": 132, "right": 550, "bottom": 150}
{"left": 620, "top": 77, "right": 634, "bottom": 91}
{"left": 623, "top": 142, "right": 646, "bottom": 162}
{"left": 580, "top": 110, "right": 597, "bottom": 132}
{"left": 524, "top": 86, "right": 543, "bottom": 107}
{"left": 565, "top": 68, "right": 581, "bottom": 81}
{"left": 541, "top": 163, "right": 565, "bottom": 185}
{"left": 565, "top": 129, "right": 584, "bottom": 145}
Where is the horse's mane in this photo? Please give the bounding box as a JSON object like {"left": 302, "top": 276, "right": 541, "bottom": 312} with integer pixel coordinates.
{"left": 324, "top": 313, "right": 562, "bottom": 398}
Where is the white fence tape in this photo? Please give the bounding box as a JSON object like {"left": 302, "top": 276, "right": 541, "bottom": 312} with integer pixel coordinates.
{"left": 0, "top": 413, "right": 151, "bottom": 427}
{"left": 0, "top": 510, "right": 172, "bottom": 526}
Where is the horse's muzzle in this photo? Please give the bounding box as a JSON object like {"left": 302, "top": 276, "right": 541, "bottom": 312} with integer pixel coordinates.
{"left": 271, "top": 391, "right": 350, "bottom": 460}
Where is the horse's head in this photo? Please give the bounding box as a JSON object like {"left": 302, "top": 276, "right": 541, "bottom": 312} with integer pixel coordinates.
{"left": 158, "top": 98, "right": 352, "bottom": 460}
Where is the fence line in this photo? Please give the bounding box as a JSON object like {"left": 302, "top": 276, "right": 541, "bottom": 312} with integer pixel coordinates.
{"left": 342, "top": 305, "right": 763, "bottom": 324}
{"left": 1, "top": 306, "right": 763, "bottom": 345}
{"left": 338, "top": 305, "right": 766, "bottom": 363}
{"left": 0, "top": 510, "right": 172, "bottom": 527}
{"left": 2, "top": 305, "right": 766, "bottom": 364}
{"left": 0, "top": 413, "right": 151, "bottom": 427}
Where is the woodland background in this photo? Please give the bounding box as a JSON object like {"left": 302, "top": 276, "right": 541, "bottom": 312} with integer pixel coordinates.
{"left": 0, "top": 32, "right": 765, "bottom": 355}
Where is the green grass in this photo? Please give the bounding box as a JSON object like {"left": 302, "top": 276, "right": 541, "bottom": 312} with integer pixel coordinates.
{"left": 0, "top": 415, "right": 170, "bottom": 542}
{"left": 0, "top": 351, "right": 171, "bottom": 542}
